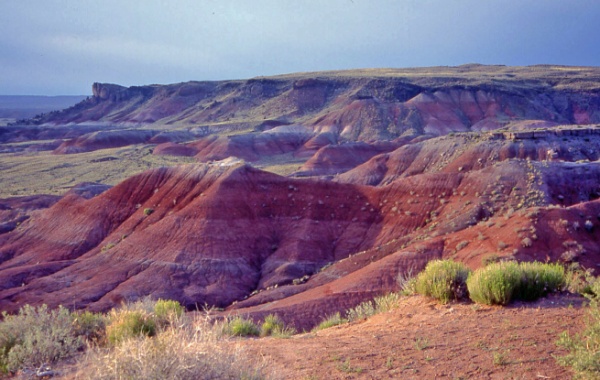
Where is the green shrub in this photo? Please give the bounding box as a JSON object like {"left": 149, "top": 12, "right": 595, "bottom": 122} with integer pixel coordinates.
{"left": 468, "top": 261, "right": 565, "bottom": 305}
{"left": 222, "top": 316, "right": 260, "bottom": 337}
{"left": 106, "top": 309, "right": 157, "bottom": 346}
{"left": 154, "top": 299, "right": 184, "bottom": 326}
{"left": 414, "top": 260, "right": 472, "bottom": 303}
{"left": 260, "top": 314, "right": 296, "bottom": 337}
{"left": 0, "top": 305, "right": 82, "bottom": 373}
{"left": 143, "top": 208, "right": 154, "bottom": 216}
{"left": 467, "top": 261, "right": 522, "bottom": 305}
{"left": 514, "top": 262, "right": 565, "bottom": 301}
{"left": 313, "top": 312, "right": 347, "bottom": 331}
{"left": 556, "top": 299, "right": 600, "bottom": 378}
{"left": 590, "top": 279, "right": 600, "bottom": 299}
{"left": 72, "top": 310, "right": 106, "bottom": 344}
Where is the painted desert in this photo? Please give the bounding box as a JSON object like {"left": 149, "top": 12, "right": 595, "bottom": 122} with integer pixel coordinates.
{"left": 1, "top": 65, "right": 600, "bottom": 379}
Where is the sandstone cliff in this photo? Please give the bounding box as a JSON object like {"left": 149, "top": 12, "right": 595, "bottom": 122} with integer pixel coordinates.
{"left": 20, "top": 65, "right": 600, "bottom": 143}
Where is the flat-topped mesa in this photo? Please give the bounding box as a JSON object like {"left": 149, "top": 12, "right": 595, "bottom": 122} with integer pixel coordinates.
{"left": 14, "top": 66, "right": 600, "bottom": 140}
{"left": 488, "top": 125, "right": 600, "bottom": 140}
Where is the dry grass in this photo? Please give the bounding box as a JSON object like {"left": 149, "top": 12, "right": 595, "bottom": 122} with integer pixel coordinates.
{"left": 252, "top": 153, "right": 308, "bottom": 176}
{"left": 77, "top": 315, "right": 276, "bottom": 380}
{"left": 0, "top": 143, "right": 307, "bottom": 198}
{"left": 0, "top": 145, "right": 196, "bottom": 197}
{"left": 0, "top": 299, "right": 277, "bottom": 378}
{"left": 265, "top": 65, "right": 600, "bottom": 91}
{"left": 557, "top": 296, "right": 600, "bottom": 378}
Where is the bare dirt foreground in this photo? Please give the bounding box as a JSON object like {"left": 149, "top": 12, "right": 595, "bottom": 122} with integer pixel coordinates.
{"left": 240, "top": 294, "right": 586, "bottom": 380}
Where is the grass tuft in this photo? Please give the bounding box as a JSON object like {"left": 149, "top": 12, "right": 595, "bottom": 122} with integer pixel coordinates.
{"left": 222, "top": 316, "right": 260, "bottom": 337}
{"left": 260, "top": 314, "right": 296, "bottom": 338}
{"left": 346, "top": 300, "right": 377, "bottom": 322}
{"left": 313, "top": 312, "right": 347, "bottom": 331}
{"left": 514, "top": 262, "right": 565, "bottom": 301}
{"left": 556, "top": 297, "right": 600, "bottom": 378}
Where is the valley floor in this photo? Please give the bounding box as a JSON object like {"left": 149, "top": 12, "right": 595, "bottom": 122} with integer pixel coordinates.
{"left": 240, "top": 294, "right": 585, "bottom": 379}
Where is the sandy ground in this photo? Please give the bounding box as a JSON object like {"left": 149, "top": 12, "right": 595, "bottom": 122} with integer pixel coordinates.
{"left": 240, "top": 293, "right": 586, "bottom": 379}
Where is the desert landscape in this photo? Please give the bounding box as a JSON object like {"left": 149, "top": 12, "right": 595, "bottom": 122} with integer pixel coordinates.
{"left": 0, "top": 65, "right": 599, "bottom": 378}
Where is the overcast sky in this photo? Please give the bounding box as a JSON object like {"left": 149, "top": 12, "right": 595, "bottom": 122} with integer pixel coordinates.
{"left": 1, "top": 0, "right": 599, "bottom": 95}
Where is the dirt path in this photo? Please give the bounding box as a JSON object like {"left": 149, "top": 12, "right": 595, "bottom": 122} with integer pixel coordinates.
{"left": 240, "top": 294, "right": 586, "bottom": 379}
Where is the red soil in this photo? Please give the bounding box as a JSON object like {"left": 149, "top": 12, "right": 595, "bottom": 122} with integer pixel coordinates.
{"left": 240, "top": 294, "right": 585, "bottom": 380}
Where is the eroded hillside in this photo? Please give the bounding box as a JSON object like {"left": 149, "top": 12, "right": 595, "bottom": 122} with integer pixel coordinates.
{"left": 1, "top": 65, "right": 600, "bottom": 328}
{"left": 1, "top": 130, "right": 600, "bottom": 328}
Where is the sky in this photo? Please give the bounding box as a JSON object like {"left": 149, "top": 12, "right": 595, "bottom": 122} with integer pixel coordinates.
{"left": 1, "top": 0, "right": 600, "bottom": 95}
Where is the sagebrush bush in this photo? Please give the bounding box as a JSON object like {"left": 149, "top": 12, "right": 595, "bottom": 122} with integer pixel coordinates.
{"left": 222, "top": 316, "right": 260, "bottom": 337}
{"left": 72, "top": 310, "right": 106, "bottom": 344}
{"left": 0, "top": 305, "right": 82, "bottom": 373}
{"left": 514, "top": 262, "right": 565, "bottom": 301}
{"left": 590, "top": 278, "right": 600, "bottom": 299}
{"left": 468, "top": 261, "right": 565, "bottom": 305}
{"left": 467, "top": 261, "right": 521, "bottom": 305}
{"left": 153, "top": 299, "right": 184, "bottom": 326}
{"left": 106, "top": 309, "right": 156, "bottom": 346}
{"left": 414, "top": 260, "right": 472, "bottom": 303}
{"left": 79, "top": 318, "right": 273, "bottom": 380}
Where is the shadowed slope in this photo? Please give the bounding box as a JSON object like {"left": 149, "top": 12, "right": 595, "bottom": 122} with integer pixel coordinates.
{"left": 0, "top": 162, "right": 384, "bottom": 312}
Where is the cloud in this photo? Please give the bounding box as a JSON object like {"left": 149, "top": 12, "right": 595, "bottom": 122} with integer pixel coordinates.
{"left": 43, "top": 34, "right": 223, "bottom": 70}
{"left": 1, "top": 0, "right": 599, "bottom": 94}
